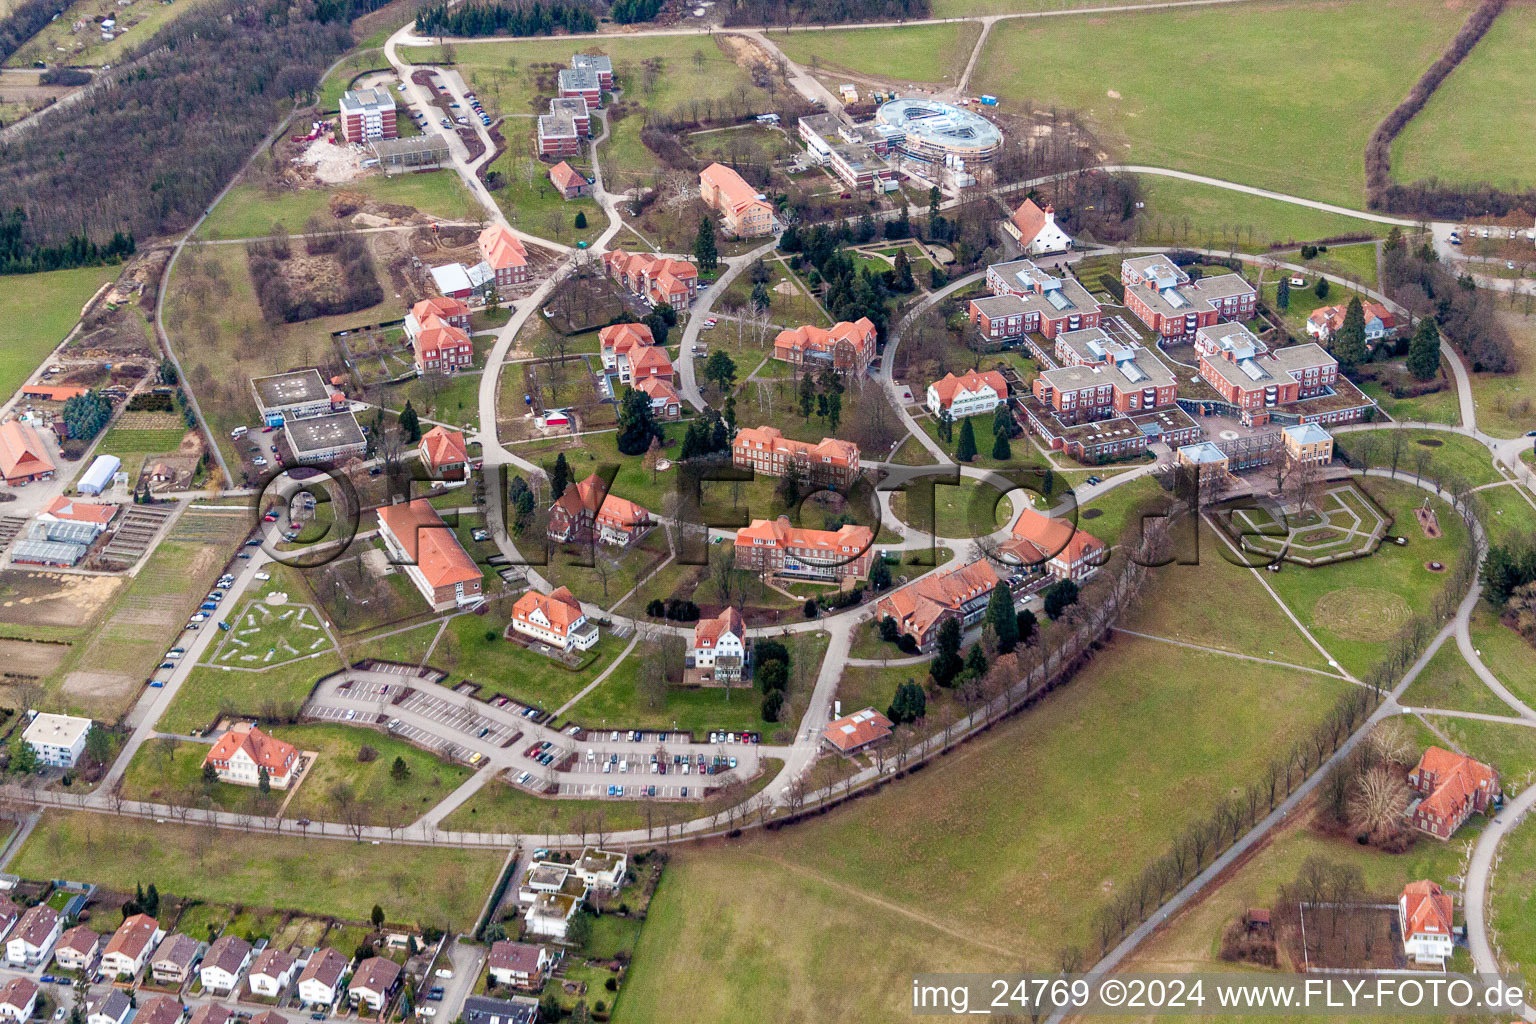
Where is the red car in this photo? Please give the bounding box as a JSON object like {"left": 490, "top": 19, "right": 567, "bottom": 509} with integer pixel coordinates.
{"left": 262, "top": 512, "right": 278, "bottom": 523}
{"left": 261, "top": 425, "right": 275, "bottom": 433}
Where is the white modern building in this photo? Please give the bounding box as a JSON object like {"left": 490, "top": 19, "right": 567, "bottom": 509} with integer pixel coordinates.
{"left": 21, "top": 712, "right": 91, "bottom": 768}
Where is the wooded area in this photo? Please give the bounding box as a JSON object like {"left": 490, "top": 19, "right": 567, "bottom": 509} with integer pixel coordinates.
{"left": 721, "top": 0, "right": 928, "bottom": 25}
{"left": 414, "top": 1, "right": 598, "bottom": 37}
{"left": 1380, "top": 228, "right": 1513, "bottom": 372}
{"left": 0, "top": 0, "right": 72, "bottom": 65}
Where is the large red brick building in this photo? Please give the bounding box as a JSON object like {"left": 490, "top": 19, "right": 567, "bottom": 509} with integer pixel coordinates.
{"left": 971, "top": 259, "right": 1102, "bottom": 343}
{"left": 1407, "top": 747, "right": 1500, "bottom": 839}
{"left": 1120, "top": 255, "right": 1256, "bottom": 340}
{"left": 1031, "top": 337, "right": 1178, "bottom": 422}
{"left": 1197, "top": 340, "right": 1341, "bottom": 426}
{"left": 478, "top": 225, "right": 529, "bottom": 291}
{"left": 875, "top": 559, "right": 1001, "bottom": 649}
{"left": 735, "top": 516, "right": 873, "bottom": 582}
{"left": 731, "top": 426, "right": 860, "bottom": 490}
{"left": 601, "top": 251, "right": 699, "bottom": 309}
{"left": 772, "top": 318, "right": 877, "bottom": 374}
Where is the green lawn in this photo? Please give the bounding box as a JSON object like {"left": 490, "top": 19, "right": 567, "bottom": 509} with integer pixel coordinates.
{"left": 771, "top": 22, "right": 981, "bottom": 86}
{"left": 1359, "top": 379, "right": 1462, "bottom": 427}
{"left": 1468, "top": 312, "right": 1536, "bottom": 439}
{"left": 157, "top": 653, "right": 343, "bottom": 735}
{"left": 434, "top": 606, "right": 621, "bottom": 711}
{"left": 342, "top": 621, "right": 445, "bottom": 665}
{"left": 888, "top": 475, "right": 1015, "bottom": 540}
{"left": 1131, "top": 175, "right": 1384, "bottom": 253}
{"left": 197, "top": 173, "right": 476, "bottom": 241}
{"left": 1477, "top": 482, "right": 1536, "bottom": 548}
{"left": 1073, "top": 473, "right": 1168, "bottom": 545}
{"left": 972, "top": 0, "right": 1464, "bottom": 207}
{"left": 1259, "top": 479, "right": 1469, "bottom": 678}
{"left": 491, "top": 122, "right": 603, "bottom": 247}
{"left": 1398, "top": 640, "right": 1512, "bottom": 718}
{"left": 616, "top": 635, "right": 1353, "bottom": 1023}
{"left": 1334, "top": 428, "right": 1500, "bottom": 487}
{"left": 1420, "top": 714, "right": 1536, "bottom": 783}
{"left": 10, "top": 810, "right": 501, "bottom": 929}
{"left": 0, "top": 265, "right": 122, "bottom": 402}
{"left": 315, "top": 50, "right": 390, "bottom": 112}
{"left": 1491, "top": 811, "right": 1536, "bottom": 979}
{"left": 1392, "top": 4, "right": 1536, "bottom": 191}
{"left": 1467, "top": 602, "right": 1536, "bottom": 713}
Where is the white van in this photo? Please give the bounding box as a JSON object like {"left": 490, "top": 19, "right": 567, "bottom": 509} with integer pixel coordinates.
{"left": 230, "top": 426, "right": 248, "bottom": 438}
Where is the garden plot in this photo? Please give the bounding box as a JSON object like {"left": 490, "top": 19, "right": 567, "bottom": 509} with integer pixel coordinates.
{"left": 213, "top": 596, "right": 331, "bottom": 666}
{"left": 1224, "top": 481, "right": 1391, "bottom": 567}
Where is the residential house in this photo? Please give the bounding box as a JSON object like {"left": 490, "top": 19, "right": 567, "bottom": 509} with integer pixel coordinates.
{"left": 338, "top": 88, "right": 396, "bottom": 143}
{"left": 477, "top": 225, "right": 529, "bottom": 292}
{"left": 772, "top": 319, "right": 877, "bottom": 375}
{"left": 462, "top": 996, "right": 538, "bottom": 1024}
{"left": 39, "top": 496, "right": 119, "bottom": 533}
{"left": 1003, "top": 507, "right": 1106, "bottom": 582}
{"left": 571, "top": 848, "right": 627, "bottom": 893}
{"left": 731, "top": 426, "right": 860, "bottom": 490}
{"left": 21, "top": 712, "right": 92, "bottom": 768}
{"left": 511, "top": 587, "right": 598, "bottom": 651}
{"left": 133, "top": 997, "right": 182, "bottom": 1024}
{"left": 6, "top": 905, "right": 61, "bottom": 966}
{"left": 522, "top": 892, "right": 580, "bottom": 940}
{"left": 377, "top": 499, "right": 484, "bottom": 609}
{"left": 635, "top": 377, "right": 682, "bottom": 420}
{"left": 407, "top": 314, "right": 474, "bottom": 375}
{"left": 85, "top": 991, "right": 132, "bottom": 1024}
{"left": 698, "top": 163, "right": 774, "bottom": 238}
{"left": 52, "top": 924, "right": 102, "bottom": 974}
{"left": 150, "top": 932, "right": 202, "bottom": 987}
{"left": 822, "top": 708, "right": 893, "bottom": 754}
{"left": 203, "top": 722, "right": 299, "bottom": 790}
{"left": 601, "top": 251, "right": 699, "bottom": 309}
{"left": 0, "top": 978, "right": 37, "bottom": 1023}
{"left": 734, "top": 516, "right": 874, "bottom": 582}
{"left": 486, "top": 941, "right": 551, "bottom": 990}
{"left": 974, "top": 259, "right": 1102, "bottom": 343}
{"left": 347, "top": 957, "right": 401, "bottom": 1013}
{"left": 198, "top": 935, "right": 252, "bottom": 995}
{"left": 1399, "top": 880, "right": 1454, "bottom": 965}
{"left": 926, "top": 369, "right": 1007, "bottom": 420}
{"left": 1282, "top": 422, "right": 1334, "bottom": 465}
{"left": 687, "top": 607, "right": 748, "bottom": 684}
{"left": 1120, "top": 255, "right": 1256, "bottom": 340}
{"left": 405, "top": 296, "right": 471, "bottom": 334}
{"left": 598, "top": 323, "right": 674, "bottom": 385}
{"left": 101, "top": 914, "right": 163, "bottom": 980}
{"left": 547, "top": 474, "right": 653, "bottom": 548}
{"left": 1407, "top": 747, "right": 1500, "bottom": 839}
{"left": 296, "top": 948, "right": 348, "bottom": 1008}
{"left": 1306, "top": 301, "right": 1398, "bottom": 344}
{"left": 247, "top": 948, "right": 297, "bottom": 998}
{"left": 1004, "top": 198, "right": 1072, "bottom": 256}
{"left": 186, "top": 1006, "right": 231, "bottom": 1024}
{"left": 250, "top": 1011, "right": 288, "bottom": 1024}
{"left": 547, "top": 162, "right": 591, "bottom": 199}
{"left": 0, "top": 899, "right": 19, "bottom": 946}
{"left": 419, "top": 426, "right": 470, "bottom": 480}
{"left": 0, "top": 420, "right": 55, "bottom": 485}
{"left": 874, "top": 559, "right": 1001, "bottom": 649}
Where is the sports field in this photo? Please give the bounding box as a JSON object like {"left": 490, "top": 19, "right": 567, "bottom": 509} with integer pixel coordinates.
{"left": 971, "top": 0, "right": 1464, "bottom": 207}
{"left": 770, "top": 22, "right": 981, "bottom": 86}
{"left": 1392, "top": 4, "right": 1536, "bottom": 191}
{"left": 617, "top": 636, "right": 1352, "bottom": 1023}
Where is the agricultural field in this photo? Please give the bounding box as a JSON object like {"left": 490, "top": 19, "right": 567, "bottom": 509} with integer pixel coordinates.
{"left": 94, "top": 415, "right": 199, "bottom": 489}
{"left": 10, "top": 810, "right": 501, "bottom": 929}
{"left": 1131, "top": 175, "right": 1384, "bottom": 253}
{"left": 770, "top": 22, "right": 982, "bottom": 87}
{"left": 617, "top": 635, "right": 1353, "bottom": 1023}
{"left": 972, "top": 0, "right": 1465, "bottom": 207}
{"left": 0, "top": 264, "right": 122, "bottom": 402}
{"left": 1392, "top": 4, "right": 1536, "bottom": 192}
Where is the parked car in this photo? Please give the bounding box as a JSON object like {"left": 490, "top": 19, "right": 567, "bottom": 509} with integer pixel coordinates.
{"left": 254, "top": 571, "right": 271, "bottom": 581}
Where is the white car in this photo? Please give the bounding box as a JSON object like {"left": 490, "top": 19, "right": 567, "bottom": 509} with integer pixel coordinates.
{"left": 435, "top": 969, "right": 454, "bottom": 979}
{"left": 419, "top": 1009, "right": 436, "bottom": 1019}
{"left": 254, "top": 571, "right": 271, "bottom": 581}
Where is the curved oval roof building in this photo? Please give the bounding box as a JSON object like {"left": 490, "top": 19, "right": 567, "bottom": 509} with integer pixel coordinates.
{"left": 875, "top": 98, "right": 1003, "bottom": 166}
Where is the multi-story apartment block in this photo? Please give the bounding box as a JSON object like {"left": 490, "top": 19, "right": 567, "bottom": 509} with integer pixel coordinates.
{"left": 598, "top": 322, "right": 675, "bottom": 385}
{"left": 570, "top": 54, "right": 613, "bottom": 90}
{"left": 21, "top": 713, "right": 91, "bottom": 768}
{"left": 699, "top": 163, "right": 774, "bottom": 238}
{"left": 772, "top": 318, "right": 877, "bottom": 374}
{"left": 1031, "top": 344, "right": 1178, "bottom": 423}
{"left": 601, "top": 251, "right": 699, "bottom": 308}
{"left": 972, "top": 259, "right": 1102, "bottom": 342}
{"left": 731, "top": 426, "right": 860, "bottom": 490}
{"left": 735, "top": 516, "right": 873, "bottom": 582}
{"left": 338, "top": 88, "right": 396, "bottom": 143}
{"left": 1197, "top": 341, "right": 1339, "bottom": 426}
{"left": 478, "top": 224, "right": 529, "bottom": 291}
{"left": 875, "top": 559, "right": 1001, "bottom": 649}
{"left": 1193, "top": 321, "right": 1268, "bottom": 362}
{"left": 537, "top": 103, "right": 584, "bottom": 157}
{"left": 547, "top": 474, "right": 653, "bottom": 548}
{"left": 1120, "top": 255, "right": 1256, "bottom": 340}
{"left": 926, "top": 369, "right": 1007, "bottom": 420}
{"left": 557, "top": 66, "right": 602, "bottom": 108}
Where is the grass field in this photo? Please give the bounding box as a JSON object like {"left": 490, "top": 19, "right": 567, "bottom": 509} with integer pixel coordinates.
{"left": 616, "top": 635, "right": 1352, "bottom": 1023}
{"left": 491, "top": 122, "right": 603, "bottom": 247}
{"left": 0, "top": 265, "right": 121, "bottom": 402}
{"left": 158, "top": 653, "right": 343, "bottom": 735}
{"left": 1419, "top": 714, "right": 1536, "bottom": 784}
{"left": 10, "top": 810, "right": 501, "bottom": 929}
{"left": 433, "top": 608, "right": 622, "bottom": 711}
{"left": 1468, "top": 312, "right": 1536, "bottom": 439}
{"left": 1477, "top": 482, "right": 1536, "bottom": 548}
{"left": 1334, "top": 428, "right": 1501, "bottom": 487}
{"left": 888, "top": 475, "right": 1015, "bottom": 540}
{"left": 1074, "top": 473, "right": 1167, "bottom": 545}
{"left": 1132, "top": 175, "right": 1383, "bottom": 253}
{"left": 770, "top": 22, "right": 981, "bottom": 86}
{"left": 1359, "top": 378, "right": 1461, "bottom": 426}
{"left": 1491, "top": 811, "right": 1536, "bottom": 979}
{"left": 5, "top": 0, "right": 220, "bottom": 68}
{"left": 1467, "top": 603, "right": 1536, "bottom": 713}
{"left": 198, "top": 173, "right": 476, "bottom": 241}
{"left": 1392, "top": 4, "right": 1536, "bottom": 191}
{"left": 972, "top": 0, "right": 1463, "bottom": 207}
{"left": 1398, "top": 641, "right": 1513, "bottom": 718}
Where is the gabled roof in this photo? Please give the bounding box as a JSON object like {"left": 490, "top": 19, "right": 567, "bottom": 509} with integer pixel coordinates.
{"left": 487, "top": 940, "right": 546, "bottom": 975}
{"left": 10, "top": 905, "right": 57, "bottom": 948}
{"left": 699, "top": 162, "right": 772, "bottom": 215}
{"left": 151, "top": 932, "right": 201, "bottom": 970}
{"left": 414, "top": 314, "right": 473, "bottom": 359}
{"left": 735, "top": 515, "right": 872, "bottom": 556}
{"left": 205, "top": 722, "right": 296, "bottom": 776}
{"left": 823, "top": 707, "right": 892, "bottom": 752}
{"left": 376, "top": 499, "right": 483, "bottom": 590}
{"left": 202, "top": 934, "right": 252, "bottom": 975}
{"left": 635, "top": 377, "right": 681, "bottom": 406}
{"left": 350, "top": 956, "right": 400, "bottom": 995}
{"left": 42, "top": 495, "right": 118, "bottom": 524}
{"left": 104, "top": 913, "right": 159, "bottom": 962}
{"left": 187, "top": 1006, "right": 232, "bottom": 1024}
{"left": 249, "top": 947, "right": 295, "bottom": 979}
{"left": 547, "top": 161, "right": 587, "bottom": 191}
{"left": 1010, "top": 198, "right": 1049, "bottom": 245}
{"left": 875, "top": 560, "right": 999, "bottom": 640}
{"left": 1008, "top": 507, "right": 1104, "bottom": 567}
{"left": 478, "top": 224, "right": 527, "bottom": 271}
{"left": 0, "top": 421, "right": 53, "bottom": 481}
{"left": 693, "top": 607, "right": 745, "bottom": 647}
{"left": 1413, "top": 746, "right": 1498, "bottom": 823}
{"left": 928, "top": 369, "right": 1007, "bottom": 409}
{"left": 731, "top": 425, "right": 859, "bottom": 469}
{"left": 598, "top": 322, "right": 654, "bottom": 355}
{"left": 512, "top": 587, "right": 585, "bottom": 635}
{"left": 1401, "top": 880, "right": 1453, "bottom": 938}
{"left": 553, "top": 474, "right": 651, "bottom": 528}
{"left": 627, "top": 345, "right": 674, "bottom": 377}
{"left": 250, "top": 1012, "right": 288, "bottom": 1024}
{"left": 773, "top": 318, "right": 876, "bottom": 358}
{"left": 410, "top": 296, "right": 469, "bottom": 323}
{"left": 0, "top": 977, "right": 37, "bottom": 1012}
{"left": 86, "top": 990, "right": 131, "bottom": 1023}
{"left": 0, "top": 897, "right": 19, "bottom": 930}
{"left": 134, "top": 996, "right": 183, "bottom": 1024}
{"left": 297, "top": 947, "right": 347, "bottom": 989}
{"left": 420, "top": 426, "right": 468, "bottom": 469}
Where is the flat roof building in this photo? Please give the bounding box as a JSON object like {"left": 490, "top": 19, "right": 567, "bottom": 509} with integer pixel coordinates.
{"left": 283, "top": 411, "right": 367, "bottom": 465}
{"left": 338, "top": 88, "right": 397, "bottom": 143}
{"left": 21, "top": 713, "right": 91, "bottom": 768}
{"left": 251, "top": 370, "right": 334, "bottom": 426}
{"left": 370, "top": 135, "right": 450, "bottom": 172}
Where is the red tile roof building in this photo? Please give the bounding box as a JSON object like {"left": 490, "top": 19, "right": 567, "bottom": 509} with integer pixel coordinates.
{"left": 52, "top": 925, "right": 100, "bottom": 974}
{"left": 40, "top": 495, "right": 119, "bottom": 530}
{"left": 699, "top": 162, "right": 774, "bottom": 238}
{"left": 408, "top": 313, "right": 474, "bottom": 374}
{"left": 822, "top": 708, "right": 893, "bottom": 753}
{"left": 547, "top": 474, "right": 653, "bottom": 548}
{"left": 133, "top": 997, "right": 183, "bottom": 1024}
{"left": 486, "top": 941, "right": 551, "bottom": 990}
{"left": 0, "top": 977, "right": 37, "bottom": 1022}
{"left": 1120, "top": 255, "right": 1256, "bottom": 340}
{"left": 101, "top": 914, "right": 163, "bottom": 979}
{"left": 601, "top": 251, "right": 699, "bottom": 309}
{"left": 511, "top": 587, "right": 597, "bottom": 651}
{"left": 478, "top": 225, "right": 529, "bottom": 290}
{"left": 875, "top": 560, "right": 1001, "bottom": 649}
{"left": 1003, "top": 507, "right": 1106, "bottom": 581}
{"left": 204, "top": 722, "right": 299, "bottom": 790}
{"left": 735, "top": 515, "right": 873, "bottom": 582}
{"left": 598, "top": 323, "right": 674, "bottom": 385}
{"left": 731, "top": 426, "right": 860, "bottom": 490}
{"left": 406, "top": 296, "right": 471, "bottom": 333}
{"left": 419, "top": 426, "right": 470, "bottom": 479}
{"left": 1399, "top": 880, "right": 1454, "bottom": 964}
{"left": 772, "top": 318, "right": 876, "bottom": 374}
{"left": 925, "top": 369, "right": 1007, "bottom": 418}
{"left": 377, "top": 499, "right": 484, "bottom": 608}
{"left": 1004, "top": 198, "right": 1072, "bottom": 256}
{"left": 1407, "top": 747, "right": 1500, "bottom": 839}
{"left": 635, "top": 377, "right": 682, "bottom": 420}
{"left": 688, "top": 607, "right": 747, "bottom": 684}
{"left": 1306, "top": 300, "right": 1398, "bottom": 343}
{"left": 547, "top": 161, "right": 591, "bottom": 200}
{"left": 0, "top": 420, "right": 54, "bottom": 485}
